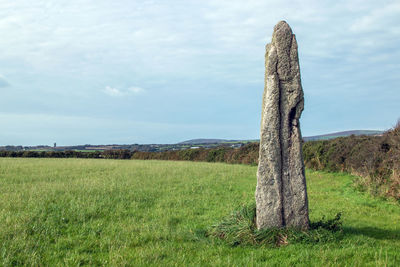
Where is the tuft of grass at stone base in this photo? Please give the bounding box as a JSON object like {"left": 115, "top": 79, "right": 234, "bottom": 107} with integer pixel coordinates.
{"left": 208, "top": 203, "right": 343, "bottom": 247}
{"left": 1, "top": 158, "right": 400, "bottom": 266}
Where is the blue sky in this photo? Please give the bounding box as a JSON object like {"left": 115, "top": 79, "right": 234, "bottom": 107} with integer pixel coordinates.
{"left": 0, "top": 0, "right": 399, "bottom": 145}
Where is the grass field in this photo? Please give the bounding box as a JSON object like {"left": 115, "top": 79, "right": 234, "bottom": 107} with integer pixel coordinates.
{"left": 1, "top": 158, "right": 399, "bottom": 266}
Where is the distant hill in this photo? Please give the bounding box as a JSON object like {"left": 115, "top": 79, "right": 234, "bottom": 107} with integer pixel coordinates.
{"left": 178, "top": 130, "right": 384, "bottom": 145}
{"left": 178, "top": 139, "right": 235, "bottom": 145}
{"left": 303, "top": 130, "right": 383, "bottom": 141}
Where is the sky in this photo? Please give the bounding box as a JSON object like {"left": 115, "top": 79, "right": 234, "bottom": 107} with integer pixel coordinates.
{"left": 0, "top": 0, "right": 399, "bottom": 145}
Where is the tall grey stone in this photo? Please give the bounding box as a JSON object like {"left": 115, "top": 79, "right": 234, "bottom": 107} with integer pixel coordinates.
{"left": 255, "top": 21, "right": 309, "bottom": 230}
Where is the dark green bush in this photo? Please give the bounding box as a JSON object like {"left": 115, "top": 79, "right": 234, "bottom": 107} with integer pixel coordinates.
{"left": 303, "top": 123, "right": 400, "bottom": 200}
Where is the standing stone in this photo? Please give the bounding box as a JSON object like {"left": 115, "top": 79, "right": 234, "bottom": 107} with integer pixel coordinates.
{"left": 255, "top": 21, "right": 309, "bottom": 230}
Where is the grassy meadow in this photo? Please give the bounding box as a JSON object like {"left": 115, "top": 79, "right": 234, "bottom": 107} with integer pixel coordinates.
{"left": 1, "top": 158, "right": 399, "bottom": 266}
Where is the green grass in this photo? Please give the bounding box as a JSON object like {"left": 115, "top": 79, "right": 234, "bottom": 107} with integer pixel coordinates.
{"left": 0, "top": 158, "right": 399, "bottom": 266}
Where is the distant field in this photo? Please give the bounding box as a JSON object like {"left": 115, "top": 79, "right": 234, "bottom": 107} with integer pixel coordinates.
{"left": 1, "top": 158, "right": 399, "bottom": 266}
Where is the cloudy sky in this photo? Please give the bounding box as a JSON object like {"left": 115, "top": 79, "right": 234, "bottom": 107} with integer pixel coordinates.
{"left": 0, "top": 0, "right": 399, "bottom": 145}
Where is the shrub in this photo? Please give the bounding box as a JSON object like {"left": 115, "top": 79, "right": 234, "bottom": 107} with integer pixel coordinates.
{"left": 303, "top": 123, "right": 400, "bottom": 201}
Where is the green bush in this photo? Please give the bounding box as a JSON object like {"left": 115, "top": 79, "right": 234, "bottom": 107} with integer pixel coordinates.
{"left": 303, "top": 123, "right": 400, "bottom": 201}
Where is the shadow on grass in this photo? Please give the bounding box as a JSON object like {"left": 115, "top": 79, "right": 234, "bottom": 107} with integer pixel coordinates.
{"left": 343, "top": 226, "right": 400, "bottom": 241}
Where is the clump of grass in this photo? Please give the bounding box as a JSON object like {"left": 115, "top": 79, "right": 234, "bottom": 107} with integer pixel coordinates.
{"left": 208, "top": 203, "right": 343, "bottom": 247}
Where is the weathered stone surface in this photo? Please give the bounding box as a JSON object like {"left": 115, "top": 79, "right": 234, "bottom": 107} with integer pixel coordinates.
{"left": 255, "top": 21, "right": 309, "bottom": 230}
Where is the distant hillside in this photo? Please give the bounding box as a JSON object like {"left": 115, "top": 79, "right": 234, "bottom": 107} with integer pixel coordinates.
{"left": 178, "top": 130, "right": 384, "bottom": 145}
{"left": 303, "top": 130, "right": 383, "bottom": 141}
{"left": 1, "top": 130, "right": 384, "bottom": 153}
{"left": 178, "top": 139, "right": 234, "bottom": 145}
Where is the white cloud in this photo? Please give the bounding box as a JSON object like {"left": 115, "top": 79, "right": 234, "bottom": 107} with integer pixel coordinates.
{"left": 103, "top": 86, "right": 145, "bottom": 97}
{"left": 104, "top": 86, "right": 123, "bottom": 96}
{"left": 350, "top": 2, "right": 400, "bottom": 33}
